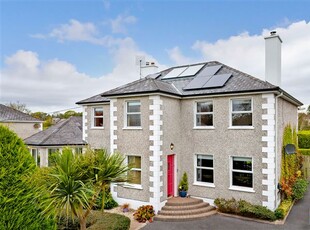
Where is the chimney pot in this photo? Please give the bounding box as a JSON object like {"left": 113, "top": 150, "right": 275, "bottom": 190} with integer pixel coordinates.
{"left": 270, "top": 31, "right": 277, "bottom": 35}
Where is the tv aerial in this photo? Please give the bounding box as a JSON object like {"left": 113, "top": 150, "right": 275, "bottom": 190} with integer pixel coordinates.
{"left": 135, "top": 56, "right": 146, "bottom": 79}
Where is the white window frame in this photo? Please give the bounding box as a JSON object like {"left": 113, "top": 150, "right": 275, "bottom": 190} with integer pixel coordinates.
{"left": 124, "top": 100, "right": 142, "bottom": 129}
{"left": 229, "top": 156, "right": 255, "bottom": 193}
{"left": 31, "top": 148, "right": 40, "bottom": 167}
{"left": 229, "top": 97, "right": 254, "bottom": 129}
{"left": 92, "top": 106, "right": 104, "bottom": 129}
{"left": 194, "top": 100, "right": 214, "bottom": 129}
{"left": 194, "top": 154, "right": 215, "bottom": 187}
{"left": 125, "top": 155, "right": 142, "bottom": 189}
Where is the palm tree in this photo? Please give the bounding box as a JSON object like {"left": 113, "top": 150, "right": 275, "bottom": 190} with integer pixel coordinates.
{"left": 42, "top": 148, "right": 130, "bottom": 230}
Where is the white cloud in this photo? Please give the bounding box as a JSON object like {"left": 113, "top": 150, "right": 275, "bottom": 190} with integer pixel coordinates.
{"left": 31, "top": 19, "right": 119, "bottom": 46}
{"left": 110, "top": 15, "right": 137, "bottom": 34}
{"left": 0, "top": 41, "right": 163, "bottom": 112}
{"left": 167, "top": 47, "right": 194, "bottom": 65}
{"left": 169, "top": 20, "right": 310, "bottom": 105}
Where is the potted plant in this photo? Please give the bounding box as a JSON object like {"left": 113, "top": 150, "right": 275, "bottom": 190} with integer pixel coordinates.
{"left": 122, "top": 203, "right": 130, "bottom": 212}
{"left": 178, "top": 172, "right": 188, "bottom": 198}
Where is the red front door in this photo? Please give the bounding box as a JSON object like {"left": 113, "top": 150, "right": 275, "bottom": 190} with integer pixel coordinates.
{"left": 167, "top": 155, "right": 175, "bottom": 197}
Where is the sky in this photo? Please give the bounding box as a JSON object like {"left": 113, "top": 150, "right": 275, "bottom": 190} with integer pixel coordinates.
{"left": 0, "top": 0, "right": 309, "bottom": 113}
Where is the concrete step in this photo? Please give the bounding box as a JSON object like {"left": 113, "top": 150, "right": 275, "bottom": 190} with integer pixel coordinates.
{"left": 154, "top": 209, "right": 217, "bottom": 222}
{"left": 162, "top": 201, "right": 210, "bottom": 211}
{"left": 164, "top": 197, "right": 203, "bottom": 207}
{"left": 158, "top": 205, "right": 215, "bottom": 216}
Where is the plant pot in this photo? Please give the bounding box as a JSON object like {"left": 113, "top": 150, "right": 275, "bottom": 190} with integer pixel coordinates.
{"left": 179, "top": 190, "right": 187, "bottom": 198}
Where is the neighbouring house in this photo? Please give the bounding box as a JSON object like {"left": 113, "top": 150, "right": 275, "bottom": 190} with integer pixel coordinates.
{"left": 76, "top": 32, "right": 302, "bottom": 212}
{"left": 24, "top": 116, "right": 87, "bottom": 167}
{"left": 0, "top": 104, "right": 43, "bottom": 139}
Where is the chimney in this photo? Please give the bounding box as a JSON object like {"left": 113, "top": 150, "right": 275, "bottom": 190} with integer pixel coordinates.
{"left": 141, "top": 62, "right": 158, "bottom": 77}
{"left": 264, "top": 31, "right": 282, "bottom": 87}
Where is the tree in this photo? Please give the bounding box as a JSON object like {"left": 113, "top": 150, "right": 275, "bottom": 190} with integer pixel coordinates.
{"left": 6, "top": 101, "right": 31, "bottom": 114}
{"left": 0, "top": 125, "right": 55, "bottom": 229}
{"left": 42, "top": 148, "right": 130, "bottom": 230}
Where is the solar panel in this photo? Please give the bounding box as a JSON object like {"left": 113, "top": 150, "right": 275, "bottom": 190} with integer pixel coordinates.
{"left": 196, "top": 65, "right": 222, "bottom": 77}
{"left": 162, "top": 66, "right": 188, "bottom": 79}
{"left": 178, "top": 64, "right": 205, "bottom": 77}
{"left": 183, "top": 76, "right": 212, "bottom": 90}
{"left": 202, "top": 74, "right": 232, "bottom": 88}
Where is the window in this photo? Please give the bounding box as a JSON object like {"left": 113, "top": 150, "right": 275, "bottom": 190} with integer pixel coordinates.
{"left": 231, "top": 98, "right": 252, "bottom": 126}
{"left": 127, "top": 156, "right": 141, "bottom": 184}
{"left": 75, "top": 148, "right": 83, "bottom": 154}
{"left": 93, "top": 107, "right": 103, "bottom": 127}
{"left": 126, "top": 101, "right": 141, "bottom": 127}
{"left": 231, "top": 157, "right": 253, "bottom": 188}
{"left": 31, "top": 149, "right": 40, "bottom": 167}
{"left": 195, "top": 155, "right": 214, "bottom": 183}
{"left": 48, "top": 148, "right": 59, "bottom": 167}
{"left": 195, "top": 101, "right": 213, "bottom": 127}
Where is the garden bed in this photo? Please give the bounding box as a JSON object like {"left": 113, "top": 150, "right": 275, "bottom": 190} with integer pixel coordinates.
{"left": 216, "top": 200, "right": 295, "bottom": 225}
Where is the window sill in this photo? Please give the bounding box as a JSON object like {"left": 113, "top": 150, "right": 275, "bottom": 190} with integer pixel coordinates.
{"left": 229, "top": 186, "right": 255, "bottom": 193}
{"left": 91, "top": 127, "right": 104, "bottom": 130}
{"left": 122, "top": 183, "right": 143, "bottom": 190}
{"left": 193, "top": 182, "right": 215, "bottom": 188}
{"left": 193, "top": 126, "right": 215, "bottom": 130}
{"left": 228, "top": 126, "right": 254, "bottom": 130}
{"left": 123, "top": 127, "right": 142, "bottom": 130}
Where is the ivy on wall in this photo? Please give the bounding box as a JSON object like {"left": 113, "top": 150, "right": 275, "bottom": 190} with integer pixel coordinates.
{"left": 280, "top": 124, "right": 304, "bottom": 198}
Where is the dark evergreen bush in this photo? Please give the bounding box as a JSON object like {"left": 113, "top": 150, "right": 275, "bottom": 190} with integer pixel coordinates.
{"left": 0, "top": 125, "right": 55, "bottom": 229}
{"left": 292, "top": 178, "right": 309, "bottom": 200}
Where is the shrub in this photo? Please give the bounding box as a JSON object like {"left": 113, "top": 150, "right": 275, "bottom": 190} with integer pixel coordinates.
{"left": 94, "top": 186, "right": 118, "bottom": 210}
{"left": 238, "top": 200, "right": 276, "bottom": 221}
{"left": 292, "top": 178, "right": 309, "bottom": 200}
{"left": 275, "top": 199, "right": 293, "bottom": 219}
{"left": 133, "top": 205, "right": 155, "bottom": 223}
{"left": 299, "top": 148, "right": 310, "bottom": 155}
{"left": 178, "top": 172, "right": 188, "bottom": 191}
{"left": 215, "top": 197, "right": 276, "bottom": 221}
{"left": 0, "top": 125, "right": 56, "bottom": 229}
{"left": 214, "top": 198, "right": 239, "bottom": 214}
{"left": 298, "top": 131, "right": 310, "bottom": 149}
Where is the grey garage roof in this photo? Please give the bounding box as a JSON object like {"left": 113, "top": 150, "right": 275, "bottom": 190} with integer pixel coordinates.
{"left": 24, "top": 116, "right": 86, "bottom": 146}
{"left": 0, "top": 104, "right": 42, "bottom": 122}
{"left": 77, "top": 61, "right": 302, "bottom": 106}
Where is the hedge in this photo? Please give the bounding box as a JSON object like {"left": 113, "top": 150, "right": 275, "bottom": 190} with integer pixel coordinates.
{"left": 298, "top": 131, "right": 310, "bottom": 149}
{"left": 0, "top": 125, "right": 55, "bottom": 230}
{"left": 299, "top": 148, "right": 310, "bottom": 155}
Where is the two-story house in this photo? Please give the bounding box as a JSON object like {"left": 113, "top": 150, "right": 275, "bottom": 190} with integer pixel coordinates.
{"left": 76, "top": 32, "right": 302, "bottom": 212}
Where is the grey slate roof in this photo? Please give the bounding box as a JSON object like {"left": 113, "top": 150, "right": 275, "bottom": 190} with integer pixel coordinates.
{"left": 76, "top": 93, "right": 110, "bottom": 105}
{"left": 101, "top": 61, "right": 279, "bottom": 97}
{"left": 77, "top": 61, "right": 302, "bottom": 105}
{"left": 24, "top": 116, "right": 86, "bottom": 146}
{"left": 0, "top": 104, "right": 41, "bottom": 122}
{"left": 101, "top": 78, "right": 180, "bottom": 97}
